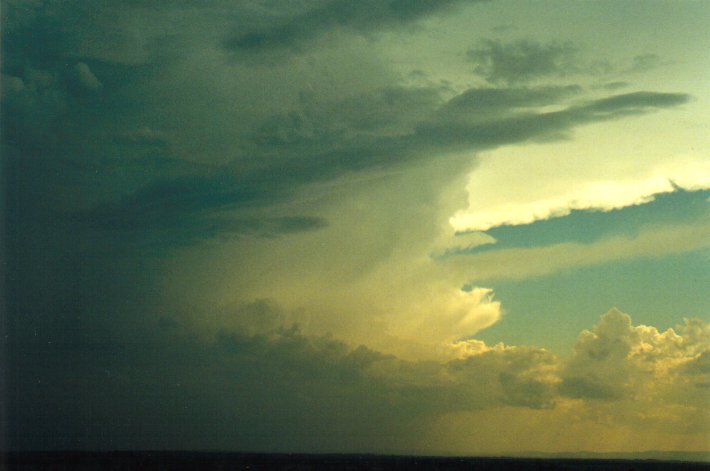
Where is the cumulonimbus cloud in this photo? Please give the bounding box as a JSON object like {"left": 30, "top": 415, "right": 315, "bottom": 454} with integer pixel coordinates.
{"left": 8, "top": 304, "right": 707, "bottom": 451}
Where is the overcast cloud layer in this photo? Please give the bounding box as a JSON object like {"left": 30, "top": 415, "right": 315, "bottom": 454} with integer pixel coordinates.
{"left": 3, "top": 0, "right": 709, "bottom": 455}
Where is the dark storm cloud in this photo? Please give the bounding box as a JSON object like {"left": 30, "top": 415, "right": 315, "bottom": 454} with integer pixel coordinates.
{"left": 223, "top": 0, "right": 474, "bottom": 54}
{"left": 4, "top": 73, "right": 686, "bottom": 248}
{"left": 6, "top": 304, "right": 558, "bottom": 451}
{"left": 76, "top": 209, "right": 327, "bottom": 247}
{"left": 468, "top": 39, "right": 579, "bottom": 84}
{"left": 410, "top": 90, "right": 689, "bottom": 151}
{"left": 1, "top": 0, "right": 220, "bottom": 68}
{"left": 3, "top": 0, "right": 702, "bottom": 453}
{"left": 242, "top": 87, "right": 688, "bottom": 196}
{"left": 75, "top": 175, "right": 270, "bottom": 231}
{"left": 2, "top": 0, "right": 690, "bottom": 248}
{"left": 9, "top": 300, "right": 706, "bottom": 450}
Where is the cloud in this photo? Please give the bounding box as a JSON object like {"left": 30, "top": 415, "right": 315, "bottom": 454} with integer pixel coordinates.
{"left": 447, "top": 343, "right": 559, "bottom": 409}
{"left": 559, "top": 309, "right": 637, "bottom": 399}
{"left": 1, "top": 0, "right": 221, "bottom": 67}
{"left": 467, "top": 39, "right": 672, "bottom": 87}
{"left": 432, "top": 309, "right": 710, "bottom": 454}
{"left": 556, "top": 309, "right": 710, "bottom": 438}
{"left": 8, "top": 305, "right": 708, "bottom": 452}
{"left": 451, "top": 124, "right": 704, "bottom": 234}
{"left": 443, "top": 85, "right": 582, "bottom": 110}
{"left": 114, "top": 127, "right": 169, "bottom": 147}
{"left": 8, "top": 64, "right": 686, "bottom": 251}
{"left": 5, "top": 303, "right": 542, "bottom": 451}
{"left": 629, "top": 53, "right": 663, "bottom": 73}
{"left": 435, "top": 85, "right": 582, "bottom": 122}
{"left": 74, "top": 62, "right": 101, "bottom": 89}
{"left": 3, "top": 0, "right": 691, "bottom": 252}
{"left": 560, "top": 308, "right": 710, "bottom": 402}
{"left": 5, "top": 0, "right": 708, "bottom": 455}
{"left": 452, "top": 177, "right": 690, "bottom": 232}
{"left": 223, "top": 0, "right": 472, "bottom": 55}
{"left": 450, "top": 222, "right": 710, "bottom": 283}
{"left": 6, "top": 292, "right": 553, "bottom": 451}
{"left": 413, "top": 91, "right": 689, "bottom": 153}
{"left": 76, "top": 175, "right": 270, "bottom": 229}
{"left": 246, "top": 88, "right": 688, "bottom": 194}
{"left": 413, "top": 287, "right": 502, "bottom": 344}
{"left": 598, "top": 81, "right": 630, "bottom": 90}
{"left": 581, "top": 91, "right": 688, "bottom": 115}
{"left": 468, "top": 39, "right": 578, "bottom": 84}
{"left": 452, "top": 188, "right": 710, "bottom": 256}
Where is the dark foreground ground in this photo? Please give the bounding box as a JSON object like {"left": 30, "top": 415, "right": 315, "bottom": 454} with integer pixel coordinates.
{"left": 2, "top": 452, "right": 709, "bottom": 471}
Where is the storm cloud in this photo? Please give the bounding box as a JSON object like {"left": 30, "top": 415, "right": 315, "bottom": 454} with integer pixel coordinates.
{"left": 4, "top": 0, "right": 709, "bottom": 456}
{"left": 223, "top": 0, "right": 475, "bottom": 55}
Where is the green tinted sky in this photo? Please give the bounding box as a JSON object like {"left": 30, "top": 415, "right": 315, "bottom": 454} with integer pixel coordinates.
{"left": 4, "top": 0, "right": 709, "bottom": 456}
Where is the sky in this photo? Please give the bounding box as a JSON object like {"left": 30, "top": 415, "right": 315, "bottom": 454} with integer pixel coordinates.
{"left": 3, "top": 0, "right": 710, "bottom": 457}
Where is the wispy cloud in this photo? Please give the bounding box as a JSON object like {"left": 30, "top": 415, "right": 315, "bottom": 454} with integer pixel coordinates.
{"left": 468, "top": 39, "right": 578, "bottom": 84}
{"left": 450, "top": 222, "right": 710, "bottom": 283}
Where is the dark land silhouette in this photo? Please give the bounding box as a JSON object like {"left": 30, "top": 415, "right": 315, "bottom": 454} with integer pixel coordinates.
{"left": 3, "top": 451, "right": 709, "bottom": 470}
